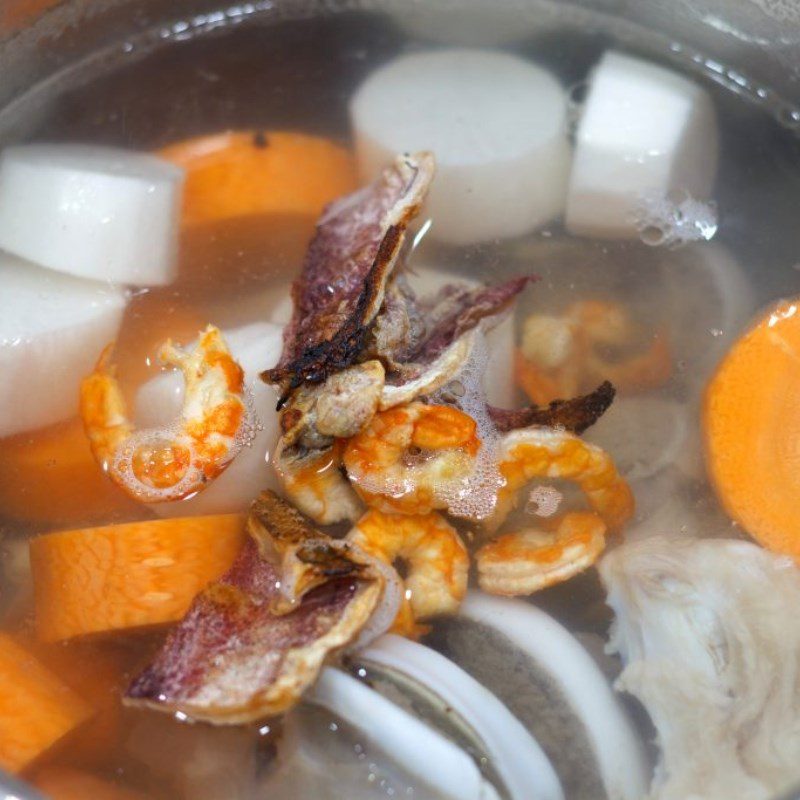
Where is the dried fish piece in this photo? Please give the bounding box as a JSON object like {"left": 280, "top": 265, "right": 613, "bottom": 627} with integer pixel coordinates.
{"left": 488, "top": 381, "right": 615, "bottom": 435}
{"left": 264, "top": 153, "right": 435, "bottom": 404}
{"left": 125, "top": 492, "right": 398, "bottom": 723}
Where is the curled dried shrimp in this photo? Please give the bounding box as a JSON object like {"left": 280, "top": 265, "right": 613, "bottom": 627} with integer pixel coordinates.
{"left": 274, "top": 438, "right": 362, "bottom": 525}
{"left": 476, "top": 512, "right": 607, "bottom": 596}
{"left": 343, "top": 402, "right": 481, "bottom": 515}
{"left": 80, "top": 325, "right": 252, "bottom": 503}
{"left": 517, "top": 299, "right": 672, "bottom": 404}
{"left": 489, "top": 426, "right": 634, "bottom": 533}
{"left": 346, "top": 508, "right": 469, "bottom": 637}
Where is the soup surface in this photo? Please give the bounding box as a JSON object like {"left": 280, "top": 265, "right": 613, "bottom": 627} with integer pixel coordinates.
{"left": 1, "top": 3, "right": 799, "bottom": 799}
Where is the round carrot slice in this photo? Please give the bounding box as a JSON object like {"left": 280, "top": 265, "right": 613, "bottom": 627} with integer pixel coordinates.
{"left": 30, "top": 514, "right": 246, "bottom": 642}
{"left": 704, "top": 298, "right": 800, "bottom": 561}
{"left": 158, "top": 130, "right": 357, "bottom": 227}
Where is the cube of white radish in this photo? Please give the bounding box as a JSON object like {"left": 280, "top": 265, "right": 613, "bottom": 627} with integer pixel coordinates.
{"left": 565, "top": 51, "right": 718, "bottom": 239}
{"left": 350, "top": 50, "right": 571, "bottom": 246}
{"left": 135, "top": 322, "right": 283, "bottom": 517}
{"left": 0, "top": 144, "right": 184, "bottom": 286}
{"left": 0, "top": 252, "right": 127, "bottom": 437}
{"left": 410, "top": 266, "right": 516, "bottom": 408}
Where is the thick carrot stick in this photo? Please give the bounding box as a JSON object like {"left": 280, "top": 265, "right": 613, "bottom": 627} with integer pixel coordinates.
{"left": 0, "top": 634, "right": 93, "bottom": 774}
{"left": 31, "top": 515, "right": 246, "bottom": 642}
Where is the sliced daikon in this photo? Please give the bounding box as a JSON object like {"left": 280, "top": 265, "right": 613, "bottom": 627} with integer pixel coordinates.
{"left": 0, "top": 144, "right": 184, "bottom": 285}
{"left": 356, "top": 634, "right": 564, "bottom": 800}
{"left": 307, "top": 667, "right": 500, "bottom": 800}
{"left": 410, "top": 265, "right": 516, "bottom": 407}
{"left": 0, "top": 252, "right": 127, "bottom": 437}
{"left": 135, "top": 321, "right": 282, "bottom": 516}
{"left": 565, "top": 51, "right": 718, "bottom": 239}
{"left": 440, "top": 592, "right": 650, "bottom": 800}
{"left": 351, "top": 50, "right": 571, "bottom": 245}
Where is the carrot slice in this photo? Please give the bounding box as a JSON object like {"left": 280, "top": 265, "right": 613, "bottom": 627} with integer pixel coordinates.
{"left": 0, "top": 634, "right": 93, "bottom": 774}
{"left": 159, "top": 130, "right": 357, "bottom": 227}
{"left": 21, "top": 638, "right": 131, "bottom": 767}
{"left": 30, "top": 515, "right": 246, "bottom": 642}
{"left": 704, "top": 299, "right": 800, "bottom": 562}
{"left": 0, "top": 418, "right": 140, "bottom": 526}
{"left": 32, "top": 766, "right": 152, "bottom": 800}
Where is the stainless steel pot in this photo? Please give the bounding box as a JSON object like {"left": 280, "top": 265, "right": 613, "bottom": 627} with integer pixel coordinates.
{"left": 0, "top": 1, "right": 797, "bottom": 798}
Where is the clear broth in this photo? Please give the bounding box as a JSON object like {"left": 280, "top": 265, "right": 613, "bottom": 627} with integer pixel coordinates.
{"left": 1, "top": 4, "right": 799, "bottom": 798}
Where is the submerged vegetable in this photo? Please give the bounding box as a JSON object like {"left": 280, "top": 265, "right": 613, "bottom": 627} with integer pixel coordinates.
{"left": 0, "top": 634, "right": 93, "bottom": 773}
{"left": 356, "top": 634, "right": 565, "bottom": 800}
{"left": 600, "top": 535, "right": 800, "bottom": 800}
{"left": 159, "top": 130, "right": 357, "bottom": 227}
{"left": 351, "top": 49, "right": 570, "bottom": 244}
{"left": 32, "top": 766, "right": 151, "bottom": 800}
{"left": 0, "top": 144, "right": 184, "bottom": 286}
{"left": 0, "top": 253, "right": 127, "bottom": 438}
{"left": 30, "top": 514, "right": 246, "bottom": 641}
{"left": 438, "top": 592, "right": 650, "bottom": 800}
{"left": 566, "top": 51, "right": 718, "bottom": 239}
{"left": 303, "top": 667, "right": 502, "bottom": 800}
{"left": 704, "top": 298, "right": 800, "bottom": 561}
{"left": 0, "top": 417, "right": 138, "bottom": 526}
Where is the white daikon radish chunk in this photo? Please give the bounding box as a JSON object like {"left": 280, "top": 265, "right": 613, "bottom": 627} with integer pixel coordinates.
{"left": 358, "top": 634, "right": 564, "bottom": 800}
{"left": 410, "top": 265, "right": 516, "bottom": 407}
{"left": 0, "top": 144, "right": 184, "bottom": 285}
{"left": 565, "top": 51, "right": 718, "bottom": 239}
{"left": 307, "top": 668, "right": 501, "bottom": 800}
{"left": 0, "top": 252, "right": 127, "bottom": 437}
{"left": 135, "top": 322, "right": 282, "bottom": 516}
{"left": 457, "top": 592, "right": 650, "bottom": 800}
{"left": 351, "top": 50, "right": 571, "bottom": 245}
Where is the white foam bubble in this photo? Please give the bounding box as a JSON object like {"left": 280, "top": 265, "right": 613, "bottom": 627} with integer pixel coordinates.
{"left": 432, "top": 330, "right": 504, "bottom": 521}
{"left": 525, "top": 486, "right": 563, "bottom": 518}
{"left": 632, "top": 189, "right": 718, "bottom": 248}
{"left": 112, "top": 427, "right": 204, "bottom": 502}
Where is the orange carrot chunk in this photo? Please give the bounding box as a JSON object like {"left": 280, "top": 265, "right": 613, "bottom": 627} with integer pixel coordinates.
{"left": 22, "top": 638, "right": 132, "bottom": 767}
{"left": 704, "top": 298, "right": 800, "bottom": 562}
{"left": 33, "top": 766, "right": 152, "bottom": 800}
{"left": 0, "top": 418, "right": 140, "bottom": 526}
{"left": 159, "top": 130, "right": 358, "bottom": 227}
{"left": 0, "top": 634, "right": 93, "bottom": 774}
{"left": 31, "top": 515, "right": 246, "bottom": 642}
